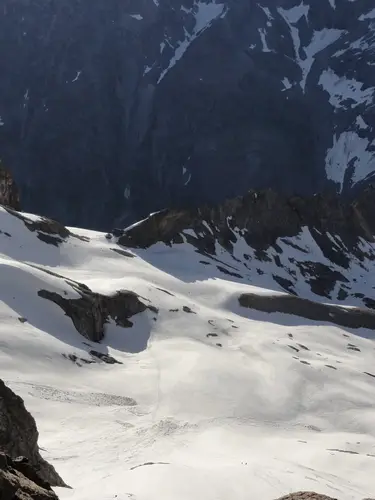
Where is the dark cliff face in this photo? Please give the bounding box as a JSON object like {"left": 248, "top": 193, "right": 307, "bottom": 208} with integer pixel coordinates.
{"left": 0, "top": 163, "right": 20, "bottom": 210}
{"left": 1, "top": 0, "right": 375, "bottom": 229}
{"left": 118, "top": 184, "right": 375, "bottom": 253}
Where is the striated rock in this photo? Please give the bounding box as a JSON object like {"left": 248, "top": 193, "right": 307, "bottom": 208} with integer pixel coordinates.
{"left": 38, "top": 283, "right": 152, "bottom": 342}
{"left": 0, "top": 452, "right": 58, "bottom": 500}
{"left": 238, "top": 292, "right": 375, "bottom": 331}
{"left": 0, "top": 163, "right": 20, "bottom": 210}
{"left": 0, "top": 379, "right": 67, "bottom": 488}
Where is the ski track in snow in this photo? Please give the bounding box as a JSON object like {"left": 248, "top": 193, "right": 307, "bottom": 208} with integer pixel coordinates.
{"left": 0, "top": 206, "right": 375, "bottom": 500}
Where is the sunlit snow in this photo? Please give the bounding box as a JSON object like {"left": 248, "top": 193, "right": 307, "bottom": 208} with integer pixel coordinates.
{"left": 0, "top": 205, "right": 374, "bottom": 500}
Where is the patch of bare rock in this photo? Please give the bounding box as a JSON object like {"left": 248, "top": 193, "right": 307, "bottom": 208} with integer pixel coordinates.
{"left": 238, "top": 292, "right": 375, "bottom": 331}
{"left": 38, "top": 284, "right": 153, "bottom": 342}
{"left": 275, "top": 494, "right": 337, "bottom": 500}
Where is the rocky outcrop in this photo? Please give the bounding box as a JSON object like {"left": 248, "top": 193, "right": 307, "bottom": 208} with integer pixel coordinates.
{"left": 4, "top": 207, "right": 87, "bottom": 246}
{"left": 238, "top": 292, "right": 375, "bottom": 331}
{"left": 0, "top": 453, "right": 58, "bottom": 500}
{"left": 117, "top": 186, "right": 375, "bottom": 305}
{"left": 275, "top": 494, "right": 374, "bottom": 500}
{"left": 0, "top": 163, "right": 20, "bottom": 210}
{"left": 38, "top": 283, "right": 153, "bottom": 342}
{"left": 118, "top": 185, "right": 375, "bottom": 254}
{"left": 0, "top": 379, "right": 67, "bottom": 488}
{"left": 275, "top": 494, "right": 337, "bottom": 500}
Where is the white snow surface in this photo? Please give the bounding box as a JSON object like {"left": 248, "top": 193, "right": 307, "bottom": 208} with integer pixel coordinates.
{"left": 359, "top": 8, "right": 375, "bottom": 20}
{"left": 278, "top": 5, "right": 344, "bottom": 91}
{"left": 325, "top": 131, "right": 375, "bottom": 191}
{"left": 259, "top": 28, "right": 272, "bottom": 52}
{"left": 0, "top": 206, "right": 375, "bottom": 500}
{"left": 319, "top": 69, "right": 375, "bottom": 108}
{"left": 158, "top": 1, "right": 225, "bottom": 83}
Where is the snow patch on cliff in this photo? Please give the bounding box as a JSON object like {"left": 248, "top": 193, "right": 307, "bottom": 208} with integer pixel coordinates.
{"left": 359, "top": 8, "right": 375, "bottom": 20}
{"left": 259, "top": 28, "right": 272, "bottom": 52}
{"left": 158, "top": 1, "right": 225, "bottom": 83}
{"left": 319, "top": 69, "right": 375, "bottom": 108}
{"left": 278, "top": 6, "right": 344, "bottom": 91}
{"left": 325, "top": 131, "right": 375, "bottom": 191}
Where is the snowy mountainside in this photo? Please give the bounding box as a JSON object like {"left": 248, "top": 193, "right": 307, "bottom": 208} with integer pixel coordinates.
{"left": 117, "top": 187, "right": 375, "bottom": 310}
{"left": 1, "top": 204, "right": 375, "bottom": 499}
{"left": 2, "top": 0, "right": 375, "bottom": 228}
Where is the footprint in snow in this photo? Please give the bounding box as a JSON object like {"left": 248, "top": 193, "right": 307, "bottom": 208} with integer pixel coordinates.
{"left": 297, "top": 343, "right": 309, "bottom": 351}
{"left": 347, "top": 344, "right": 361, "bottom": 352}
{"left": 288, "top": 345, "right": 299, "bottom": 353}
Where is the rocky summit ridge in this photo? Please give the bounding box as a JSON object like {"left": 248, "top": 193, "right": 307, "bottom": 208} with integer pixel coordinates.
{"left": 114, "top": 184, "right": 375, "bottom": 308}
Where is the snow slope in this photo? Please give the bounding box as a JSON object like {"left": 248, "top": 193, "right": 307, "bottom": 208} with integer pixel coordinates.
{"left": 0, "top": 206, "right": 375, "bottom": 500}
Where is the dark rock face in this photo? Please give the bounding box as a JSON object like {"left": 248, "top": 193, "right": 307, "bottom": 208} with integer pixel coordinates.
{"left": 238, "top": 292, "right": 375, "bottom": 331}
{"left": 0, "top": 163, "right": 20, "bottom": 210}
{"left": 118, "top": 185, "right": 375, "bottom": 252}
{"left": 0, "top": 453, "right": 58, "bottom": 500}
{"left": 117, "top": 186, "right": 375, "bottom": 306}
{"left": 1, "top": 0, "right": 375, "bottom": 229}
{"left": 0, "top": 379, "right": 66, "bottom": 488}
{"left": 38, "top": 283, "right": 151, "bottom": 342}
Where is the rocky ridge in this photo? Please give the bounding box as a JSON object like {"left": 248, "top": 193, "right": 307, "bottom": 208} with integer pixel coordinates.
{"left": 116, "top": 184, "right": 375, "bottom": 308}
{"left": 118, "top": 185, "right": 375, "bottom": 252}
